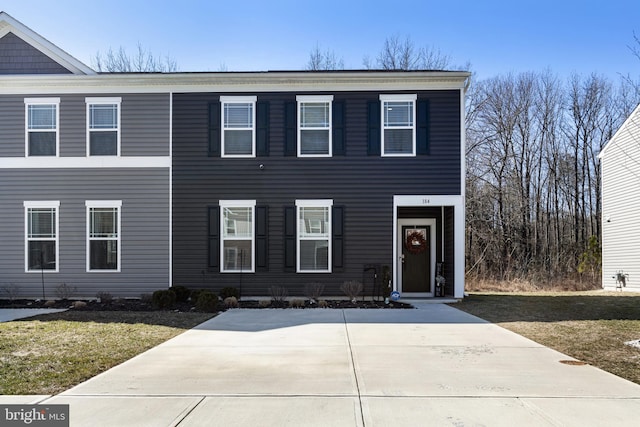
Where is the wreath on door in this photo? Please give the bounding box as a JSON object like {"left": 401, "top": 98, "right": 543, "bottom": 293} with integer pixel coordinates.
{"left": 405, "top": 230, "right": 427, "bottom": 254}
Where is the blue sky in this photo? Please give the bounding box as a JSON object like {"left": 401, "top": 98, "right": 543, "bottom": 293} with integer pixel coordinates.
{"left": 2, "top": 0, "right": 639, "bottom": 80}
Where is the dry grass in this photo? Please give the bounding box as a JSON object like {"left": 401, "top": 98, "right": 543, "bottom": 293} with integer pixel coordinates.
{"left": 0, "top": 311, "right": 214, "bottom": 395}
{"left": 454, "top": 291, "right": 640, "bottom": 385}
{"left": 465, "top": 277, "right": 601, "bottom": 292}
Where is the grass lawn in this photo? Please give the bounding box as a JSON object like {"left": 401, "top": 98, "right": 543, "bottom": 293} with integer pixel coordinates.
{"left": 453, "top": 291, "right": 640, "bottom": 385}
{"left": 0, "top": 311, "right": 214, "bottom": 395}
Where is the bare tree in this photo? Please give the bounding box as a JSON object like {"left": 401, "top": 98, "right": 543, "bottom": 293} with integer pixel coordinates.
{"left": 365, "top": 35, "right": 453, "bottom": 70}
{"left": 93, "top": 43, "right": 177, "bottom": 72}
{"left": 306, "top": 44, "right": 344, "bottom": 71}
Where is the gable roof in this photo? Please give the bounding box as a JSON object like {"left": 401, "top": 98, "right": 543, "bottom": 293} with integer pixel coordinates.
{"left": 599, "top": 102, "right": 640, "bottom": 159}
{"left": 0, "top": 11, "right": 95, "bottom": 75}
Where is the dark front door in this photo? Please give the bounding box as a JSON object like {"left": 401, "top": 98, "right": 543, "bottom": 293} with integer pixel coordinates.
{"left": 402, "top": 226, "right": 431, "bottom": 292}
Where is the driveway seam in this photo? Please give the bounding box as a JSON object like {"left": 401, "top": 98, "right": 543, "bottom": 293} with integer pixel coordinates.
{"left": 342, "top": 309, "right": 365, "bottom": 427}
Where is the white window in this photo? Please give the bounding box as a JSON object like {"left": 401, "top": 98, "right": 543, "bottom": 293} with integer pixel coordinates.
{"left": 86, "top": 97, "right": 121, "bottom": 156}
{"left": 221, "top": 96, "right": 256, "bottom": 157}
{"left": 220, "top": 200, "right": 255, "bottom": 272}
{"left": 24, "top": 201, "right": 59, "bottom": 272}
{"left": 297, "top": 95, "right": 332, "bottom": 157}
{"left": 25, "top": 98, "right": 60, "bottom": 156}
{"left": 380, "top": 94, "right": 416, "bottom": 156}
{"left": 86, "top": 201, "right": 121, "bottom": 272}
{"left": 296, "top": 199, "right": 332, "bottom": 273}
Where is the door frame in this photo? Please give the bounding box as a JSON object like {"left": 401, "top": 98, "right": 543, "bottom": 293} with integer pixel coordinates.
{"left": 397, "top": 218, "right": 436, "bottom": 297}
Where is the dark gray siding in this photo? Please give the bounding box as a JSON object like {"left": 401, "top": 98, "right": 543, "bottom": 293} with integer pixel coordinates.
{"left": 0, "top": 168, "right": 170, "bottom": 298}
{"left": 0, "top": 93, "right": 170, "bottom": 157}
{"left": 173, "top": 90, "right": 462, "bottom": 296}
{"left": 0, "top": 32, "right": 72, "bottom": 74}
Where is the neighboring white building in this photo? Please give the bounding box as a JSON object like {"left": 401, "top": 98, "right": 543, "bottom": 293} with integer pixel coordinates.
{"left": 599, "top": 103, "right": 640, "bottom": 292}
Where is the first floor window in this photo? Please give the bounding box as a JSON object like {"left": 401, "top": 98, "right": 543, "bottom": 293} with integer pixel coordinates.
{"left": 25, "top": 98, "right": 59, "bottom": 156}
{"left": 380, "top": 94, "right": 416, "bottom": 156}
{"left": 220, "top": 200, "right": 255, "bottom": 272}
{"left": 296, "top": 199, "right": 332, "bottom": 272}
{"left": 86, "top": 201, "right": 121, "bottom": 271}
{"left": 24, "top": 201, "right": 59, "bottom": 272}
{"left": 86, "top": 97, "right": 121, "bottom": 156}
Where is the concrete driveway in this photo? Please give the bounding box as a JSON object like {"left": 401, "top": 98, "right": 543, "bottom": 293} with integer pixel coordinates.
{"left": 5, "top": 303, "right": 640, "bottom": 426}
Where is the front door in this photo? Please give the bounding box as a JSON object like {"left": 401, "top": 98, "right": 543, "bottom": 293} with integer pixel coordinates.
{"left": 398, "top": 219, "right": 436, "bottom": 295}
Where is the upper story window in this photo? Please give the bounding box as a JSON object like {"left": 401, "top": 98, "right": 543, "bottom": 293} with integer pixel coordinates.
{"left": 24, "top": 201, "right": 59, "bottom": 273}
{"left": 220, "top": 200, "right": 255, "bottom": 272}
{"left": 86, "top": 97, "right": 121, "bottom": 156}
{"left": 297, "top": 95, "right": 332, "bottom": 157}
{"left": 296, "top": 199, "right": 332, "bottom": 273}
{"left": 221, "top": 96, "right": 256, "bottom": 157}
{"left": 380, "top": 94, "right": 416, "bottom": 156}
{"left": 25, "top": 98, "right": 59, "bottom": 157}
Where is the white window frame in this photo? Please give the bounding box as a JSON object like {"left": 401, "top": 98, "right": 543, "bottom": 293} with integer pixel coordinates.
{"left": 24, "top": 201, "right": 60, "bottom": 273}
{"left": 86, "top": 200, "right": 122, "bottom": 273}
{"left": 219, "top": 200, "right": 256, "bottom": 273}
{"left": 380, "top": 94, "right": 417, "bottom": 157}
{"left": 86, "top": 97, "right": 122, "bottom": 157}
{"left": 297, "top": 95, "right": 333, "bottom": 157}
{"left": 220, "top": 96, "right": 256, "bottom": 158}
{"left": 24, "top": 98, "right": 60, "bottom": 157}
{"left": 296, "top": 199, "right": 333, "bottom": 273}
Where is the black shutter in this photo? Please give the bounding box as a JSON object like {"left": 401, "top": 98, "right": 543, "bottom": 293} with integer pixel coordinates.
{"left": 367, "top": 100, "right": 380, "bottom": 156}
{"left": 284, "top": 101, "right": 297, "bottom": 156}
{"left": 207, "top": 206, "right": 219, "bottom": 269}
{"left": 256, "top": 206, "right": 268, "bottom": 271}
{"left": 284, "top": 206, "right": 296, "bottom": 271}
{"left": 417, "top": 99, "right": 429, "bottom": 155}
{"left": 256, "top": 101, "right": 270, "bottom": 156}
{"left": 332, "top": 100, "right": 345, "bottom": 156}
{"left": 208, "top": 102, "right": 221, "bottom": 157}
{"left": 332, "top": 206, "right": 344, "bottom": 270}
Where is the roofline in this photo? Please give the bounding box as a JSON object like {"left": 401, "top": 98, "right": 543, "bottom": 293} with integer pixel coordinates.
{"left": 0, "top": 70, "right": 471, "bottom": 94}
{"left": 0, "top": 11, "right": 96, "bottom": 75}
{"left": 599, "top": 102, "right": 640, "bottom": 159}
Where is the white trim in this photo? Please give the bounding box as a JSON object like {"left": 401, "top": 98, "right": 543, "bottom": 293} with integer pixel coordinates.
{"left": 599, "top": 102, "right": 640, "bottom": 159}
{"left": 220, "top": 97, "right": 256, "bottom": 158}
{"left": 85, "top": 200, "right": 122, "bottom": 273}
{"left": 24, "top": 97, "right": 60, "bottom": 158}
{"left": 85, "top": 97, "right": 122, "bottom": 104}
{"left": 379, "top": 94, "right": 417, "bottom": 101}
{"left": 0, "top": 156, "right": 170, "bottom": 169}
{"left": 219, "top": 200, "right": 256, "bottom": 273}
{"left": 24, "top": 201, "right": 60, "bottom": 273}
{"left": 295, "top": 199, "right": 333, "bottom": 273}
{"left": 297, "top": 95, "right": 333, "bottom": 158}
{"left": 169, "top": 92, "right": 173, "bottom": 288}
{"left": 380, "top": 96, "right": 416, "bottom": 157}
{"left": 460, "top": 88, "right": 467, "bottom": 211}
{"left": 85, "top": 97, "right": 122, "bottom": 157}
{"left": 397, "top": 218, "right": 436, "bottom": 296}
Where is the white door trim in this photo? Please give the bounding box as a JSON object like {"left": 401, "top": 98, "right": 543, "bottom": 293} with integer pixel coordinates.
{"left": 398, "top": 218, "right": 436, "bottom": 296}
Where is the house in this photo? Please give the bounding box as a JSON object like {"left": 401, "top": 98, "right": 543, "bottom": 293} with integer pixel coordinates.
{"left": 0, "top": 12, "right": 469, "bottom": 299}
{"left": 599, "top": 103, "right": 640, "bottom": 292}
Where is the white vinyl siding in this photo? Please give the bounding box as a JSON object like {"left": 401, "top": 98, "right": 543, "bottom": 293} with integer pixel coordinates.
{"left": 296, "top": 199, "right": 332, "bottom": 273}
{"left": 297, "top": 95, "right": 332, "bottom": 157}
{"left": 380, "top": 94, "right": 416, "bottom": 156}
{"left": 221, "top": 96, "right": 256, "bottom": 157}
{"left": 25, "top": 98, "right": 60, "bottom": 157}
{"left": 220, "top": 200, "right": 255, "bottom": 272}
{"left": 86, "top": 200, "right": 121, "bottom": 272}
{"left": 86, "top": 97, "right": 121, "bottom": 156}
{"left": 24, "top": 201, "right": 59, "bottom": 273}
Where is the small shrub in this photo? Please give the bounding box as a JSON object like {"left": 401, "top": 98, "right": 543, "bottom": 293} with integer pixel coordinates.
{"left": 152, "top": 289, "right": 177, "bottom": 309}
{"left": 96, "top": 292, "right": 113, "bottom": 304}
{"left": 224, "top": 296, "right": 239, "bottom": 308}
{"left": 2, "top": 283, "right": 21, "bottom": 302}
{"left": 259, "top": 300, "right": 271, "bottom": 308}
{"left": 171, "top": 285, "right": 191, "bottom": 303}
{"left": 219, "top": 286, "right": 240, "bottom": 300}
{"left": 340, "top": 280, "right": 363, "bottom": 303}
{"left": 269, "top": 285, "right": 288, "bottom": 304}
{"left": 140, "top": 293, "right": 152, "bottom": 304}
{"left": 304, "top": 282, "right": 324, "bottom": 303}
{"left": 196, "top": 290, "right": 218, "bottom": 312}
{"left": 190, "top": 288, "right": 207, "bottom": 302}
{"left": 291, "top": 299, "right": 305, "bottom": 308}
{"left": 318, "top": 300, "right": 328, "bottom": 308}
{"left": 55, "top": 283, "right": 77, "bottom": 300}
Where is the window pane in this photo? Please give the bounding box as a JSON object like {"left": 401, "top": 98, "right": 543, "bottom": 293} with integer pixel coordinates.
{"left": 224, "top": 103, "right": 252, "bottom": 128}
{"left": 301, "top": 102, "right": 329, "bottom": 128}
{"left": 90, "top": 132, "right": 117, "bottom": 155}
{"left": 384, "top": 101, "right": 413, "bottom": 127}
{"left": 300, "top": 240, "right": 328, "bottom": 270}
{"left": 28, "top": 105, "right": 56, "bottom": 130}
{"left": 384, "top": 129, "right": 413, "bottom": 154}
{"left": 28, "top": 132, "right": 56, "bottom": 156}
{"left": 90, "top": 240, "right": 118, "bottom": 270}
{"left": 224, "top": 130, "right": 253, "bottom": 155}
{"left": 299, "top": 207, "right": 329, "bottom": 237}
{"left": 222, "top": 240, "right": 252, "bottom": 271}
{"left": 90, "top": 104, "right": 117, "bottom": 129}
{"left": 300, "top": 130, "right": 329, "bottom": 155}
{"left": 28, "top": 241, "right": 56, "bottom": 270}
{"left": 223, "top": 207, "right": 252, "bottom": 238}
{"left": 90, "top": 208, "right": 117, "bottom": 238}
{"left": 28, "top": 208, "right": 55, "bottom": 238}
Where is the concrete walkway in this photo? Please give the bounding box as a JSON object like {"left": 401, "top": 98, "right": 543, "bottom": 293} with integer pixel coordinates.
{"left": 0, "top": 308, "right": 67, "bottom": 322}
{"left": 4, "top": 304, "right": 640, "bottom": 426}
